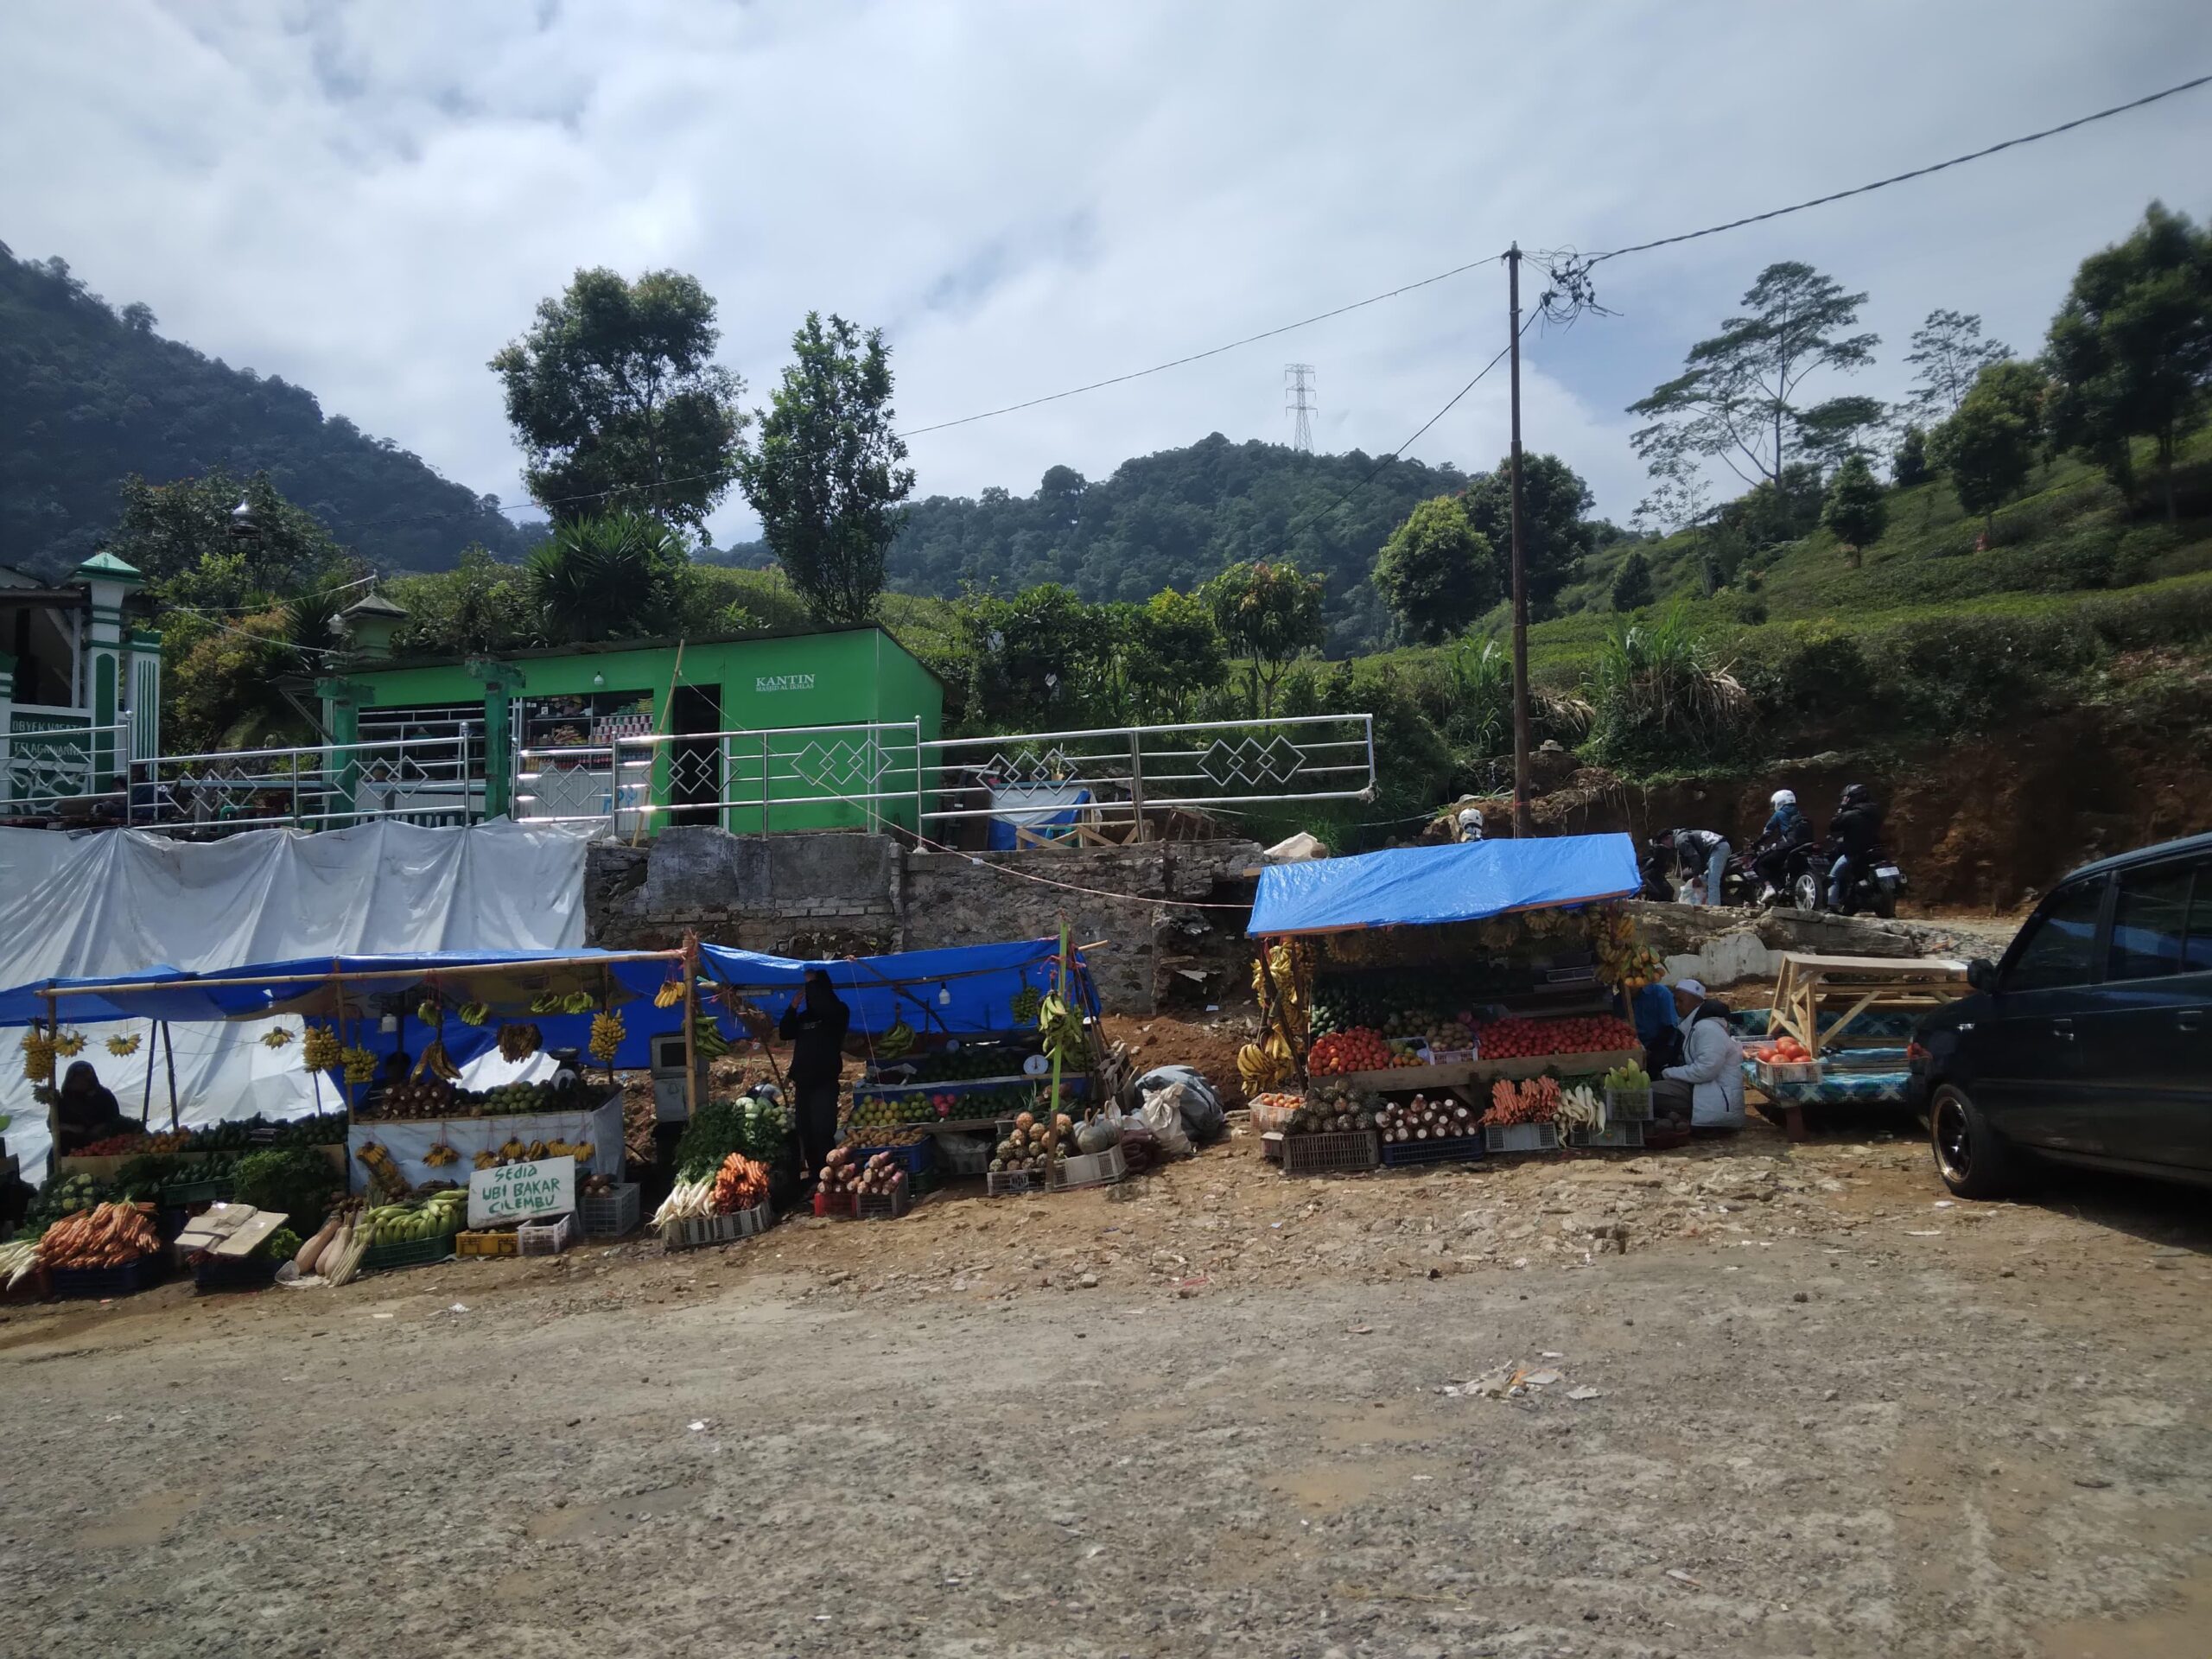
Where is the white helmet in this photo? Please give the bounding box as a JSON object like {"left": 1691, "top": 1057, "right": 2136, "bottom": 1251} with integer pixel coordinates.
{"left": 1770, "top": 789, "right": 1796, "bottom": 809}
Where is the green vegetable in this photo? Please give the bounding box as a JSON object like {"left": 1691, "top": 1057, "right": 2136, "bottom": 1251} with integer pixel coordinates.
{"left": 260, "top": 1227, "right": 302, "bottom": 1262}
{"left": 232, "top": 1148, "right": 340, "bottom": 1233}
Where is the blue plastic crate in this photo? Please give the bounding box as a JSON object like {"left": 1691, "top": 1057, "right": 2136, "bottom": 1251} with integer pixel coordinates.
{"left": 855, "top": 1139, "right": 936, "bottom": 1189}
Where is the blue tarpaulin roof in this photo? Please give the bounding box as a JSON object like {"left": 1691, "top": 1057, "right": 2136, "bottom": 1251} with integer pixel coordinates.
{"left": 1247, "top": 832, "right": 1641, "bottom": 936}
{"left": 700, "top": 938, "right": 1096, "bottom": 1038}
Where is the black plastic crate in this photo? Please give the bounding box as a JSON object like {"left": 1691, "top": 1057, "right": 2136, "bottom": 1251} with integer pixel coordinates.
{"left": 1380, "top": 1134, "right": 1487, "bottom": 1167}
{"left": 192, "top": 1253, "right": 279, "bottom": 1294}
{"left": 48, "top": 1253, "right": 165, "bottom": 1299}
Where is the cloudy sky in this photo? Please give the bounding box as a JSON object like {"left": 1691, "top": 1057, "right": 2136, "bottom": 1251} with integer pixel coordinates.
{"left": 3, "top": 0, "right": 2209, "bottom": 547}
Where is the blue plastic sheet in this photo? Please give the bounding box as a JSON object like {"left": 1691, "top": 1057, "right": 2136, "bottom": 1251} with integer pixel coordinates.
{"left": 1248, "top": 833, "right": 1641, "bottom": 936}
{"left": 700, "top": 938, "right": 1096, "bottom": 1038}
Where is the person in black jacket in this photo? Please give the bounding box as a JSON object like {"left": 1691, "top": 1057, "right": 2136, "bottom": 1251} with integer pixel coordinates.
{"left": 779, "top": 969, "right": 850, "bottom": 1183}
{"left": 53, "top": 1061, "right": 129, "bottom": 1154}
{"left": 1827, "top": 784, "right": 1885, "bottom": 909}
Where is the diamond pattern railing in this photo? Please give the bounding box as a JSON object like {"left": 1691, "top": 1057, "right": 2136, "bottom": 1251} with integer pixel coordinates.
{"left": 129, "top": 728, "right": 480, "bottom": 833}
{"left": 2, "top": 721, "right": 128, "bottom": 815}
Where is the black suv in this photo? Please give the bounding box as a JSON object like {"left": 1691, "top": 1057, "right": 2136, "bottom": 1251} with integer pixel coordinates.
{"left": 1912, "top": 831, "right": 2212, "bottom": 1198}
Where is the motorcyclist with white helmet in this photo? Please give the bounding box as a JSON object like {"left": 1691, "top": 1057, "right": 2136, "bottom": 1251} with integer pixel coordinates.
{"left": 1751, "top": 787, "right": 1813, "bottom": 903}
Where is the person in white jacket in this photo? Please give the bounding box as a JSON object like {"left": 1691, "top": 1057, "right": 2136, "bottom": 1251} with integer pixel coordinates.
{"left": 1654, "top": 977, "right": 1746, "bottom": 1130}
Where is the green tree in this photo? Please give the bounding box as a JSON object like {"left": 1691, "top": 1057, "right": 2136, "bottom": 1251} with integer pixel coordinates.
{"left": 1821, "top": 452, "right": 1887, "bottom": 566}
{"left": 1790, "top": 393, "right": 1888, "bottom": 478}
{"left": 525, "top": 512, "right": 694, "bottom": 643}
{"left": 1629, "top": 261, "right": 1878, "bottom": 493}
{"left": 111, "top": 467, "right": 347, "bottom": 605}
{"left": 1891, "top": 425, "right": 1930, "bottom": 486}
{"left": 1118, "top": 588, "right": 1226, "bottom": 721}
{"left": 1372, "top": 495, "right": 1497, "bottom": 643}
{"left": 490, "top": 267, "right": 746, "bottom": 531}
{"left": 1201, "top": 561, "right": 1325, "bottom": 718}
{"left": 1904, "top": 308, "right": 2012, "bottom": 424}
{"left": 1459, "top": 453, "right": 1592, "bottom": 611}
{"left": 1929, "top": 382, "right": 2037, "bottom": 537}
{"left": 736, "top": 313, "right": 914, "bottom": 625}
{"left": 2045, "top": 202, "right": 2212, "bottom": 522}
{"left": 1609, "top": 548, "right": 1656, "bottom": 611}
{"left": 385, "top": 545, "right": 539, "bottom": 658}
{"left": 957, "top": 583, "right": 1112, "bottom": 730}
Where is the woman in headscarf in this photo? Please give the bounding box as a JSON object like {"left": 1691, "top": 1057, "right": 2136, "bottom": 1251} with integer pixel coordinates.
{"left": 54, "top": 1060, "right": 128, "bottom": 1154}
{"left": 777, "top": 969, "right": 851, "bottom": 1184}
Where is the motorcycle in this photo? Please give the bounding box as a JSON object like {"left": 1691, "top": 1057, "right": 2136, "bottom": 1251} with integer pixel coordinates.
{"left": 1718, "top": 842, "right": 1825, "bottom": 911}
{"left": 1827, "top": 845, "right": 1907, "bottom": 919}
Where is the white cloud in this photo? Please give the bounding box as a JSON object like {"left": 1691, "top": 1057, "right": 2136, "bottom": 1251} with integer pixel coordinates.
{"left": 3, "top": 0, "right": 2209, "bottom": 548}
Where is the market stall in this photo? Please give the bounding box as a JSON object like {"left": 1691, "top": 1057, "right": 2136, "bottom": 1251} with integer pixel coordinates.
{"left": 697, "top": 933, "right": 1112, "bottom": 1198}
{"left": 3, "top": 946, "right": 697, "bottom": 1292}
{"left": 1244, "top": 834, "right": 1659, "bottom": 1172}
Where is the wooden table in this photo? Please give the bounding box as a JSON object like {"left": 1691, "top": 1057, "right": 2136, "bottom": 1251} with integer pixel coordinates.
{"left": 1767, "top": 953, "right": 1968, "bottom": 1058}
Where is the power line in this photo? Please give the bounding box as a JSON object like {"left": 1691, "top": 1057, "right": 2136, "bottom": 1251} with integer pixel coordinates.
{"left": 894, "top": 250, "right": 1508, "bottom": 440}
{"left": 1592, "top": 72, "right": 2212, "bottom": 263}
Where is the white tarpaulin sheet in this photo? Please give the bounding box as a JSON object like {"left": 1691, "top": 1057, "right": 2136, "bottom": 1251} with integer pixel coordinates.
{"left": 0, "top": 820, "right": 594, "bottom": 1185}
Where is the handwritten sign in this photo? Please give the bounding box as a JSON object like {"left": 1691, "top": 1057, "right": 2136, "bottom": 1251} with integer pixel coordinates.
{"left": 468, "top": 1156, "right": 576, "bottom": 1229}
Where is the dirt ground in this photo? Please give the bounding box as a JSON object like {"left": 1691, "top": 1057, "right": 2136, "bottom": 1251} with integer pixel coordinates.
{"left": 4, "top": 1111, "right": 2211, "bottom": 1659}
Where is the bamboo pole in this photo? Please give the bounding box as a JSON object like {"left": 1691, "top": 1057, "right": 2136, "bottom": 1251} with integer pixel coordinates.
{"left": 680, "top": 933, "right": 700, "bottom": 1122}
{"left": 161, "top": 1020, "right": 179, "bottom": 1130}
{"left": 29, "top": 950, "right": 688, "bottom": 1005}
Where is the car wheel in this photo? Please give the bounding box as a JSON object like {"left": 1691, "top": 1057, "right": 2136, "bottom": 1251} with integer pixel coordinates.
{"left": 1791, "top": 871, "right": 1823, "bottom": 912}
{"left": 1929, "top": 1084, "right": 2024, "bottom": 1199}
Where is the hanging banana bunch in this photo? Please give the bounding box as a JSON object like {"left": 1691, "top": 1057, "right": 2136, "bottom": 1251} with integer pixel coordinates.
{"left": 340, "top": 1045, "right": 378, "bottom": 1085}
{"left": 1237, "top": 1032, "right": 1296, "bottom": 1090}
{"left": 105, "top": 1033, "right": 142, "bottom": 1058}
{"left": 52, "top": 1029, "right": 86, "bottom": 1059}
{"left": 497, "top": 1022, "right": 543, "bottom": 1064}
{"left": 589, "top": 1008, "right": 626, "bottom": 1064}
{"left": 20, "top": 1028, "right": 54, "bottom": 1084}
{"left": 414, "top": 1039, "right": 462, "bottom": 1082}
{"left": 653, "top": 971, "right": 686, "bottom": 1009}
{"left": 458, "top": 1001, "right": 490, "bottom": 1027}
{"left": 301, "top": 1027, "right": 340, "bottom": 1071}
{"left": 261, "top": 1027, "right": 296, "bottom": 1051}
{"left": 1038, "top": 992, "right": 1085, "bottom": 1067}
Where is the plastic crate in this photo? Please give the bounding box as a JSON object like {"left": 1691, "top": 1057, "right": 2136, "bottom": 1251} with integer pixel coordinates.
{"left": 855, "top": 1173, "right": 912, "bottom": 1220}
{"left": 1380, "top": 1133, "right": 1486, "bottom": 1167}
{"left": 1261, "top": 1131, "right": 1284, "bottom": 1164}
{"left": 1567, "top": 1121, "right": 1647, "bottom": 1149}
{"left": 359, "top": 1232, "right": 458, "bottom": 1273}
{"left": 518, "top": 1212, "right": 577, "bottom": 1256}
{"left": 1052, "top": 1145, "right": 1127, "bottom": 1190}
{"left": 855, "top": 1140, "right": 935, "bottom": 1183}
{"left": 663, "top": 1205, "right": 769, "bottom": 1249}
{"left": 455, "top": 1229, "right": 518, "bottom": 1258}
{"left": 578, "top": 1182, "right": 642, "bottom": 1238}
{"left": 1281, "top": 1129, "right": 1381, "bottom": 1177}
{"left": 48, "top": 1253, "right": 164, "bottom": 1299}
{"left": 1483, "top": 1122, "right": 1560, "bottom": 1154}
{"left": 1604, "top": 1084, "right": 1654, "bottom": 1122}
{"left": 811, "top": 1187, "right": 858, "bottom": 1218}
{"left": 192, "top": 1253, "right": 278, "bottom": 1293}
{"left": 987, "top": 1168, "right": 1047, "bottom": 1197}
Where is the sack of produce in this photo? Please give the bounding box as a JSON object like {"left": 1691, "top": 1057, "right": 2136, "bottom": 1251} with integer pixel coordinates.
{"left": 1135, "top": 1065, "right": 1223, "bottom": 1145}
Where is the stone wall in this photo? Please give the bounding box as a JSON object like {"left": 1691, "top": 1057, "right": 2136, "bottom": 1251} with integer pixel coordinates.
{"left": 1624, "top": 899, "right": 2001, "bottom": 989}
{"left": 584, "top": 828, "right": 1265, "bottom": 1014}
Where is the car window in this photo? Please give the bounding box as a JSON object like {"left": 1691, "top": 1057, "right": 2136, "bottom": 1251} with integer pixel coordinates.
{"left": 2108, "top": 864, "right": 2194, "bottom": 982}
{"left": 2004, "top": 878, "right": 2105, "bottom": 992}
{"left": 2186, "top": 859, "right": 2212, "bottom": 975}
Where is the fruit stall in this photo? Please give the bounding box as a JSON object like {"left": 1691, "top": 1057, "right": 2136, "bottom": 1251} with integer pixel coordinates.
{"left": 1245, "top": 833, "right": 1659, "bottom": 1170}
{"left": 697, "top": 933, "right": 1111, "bottom": 1196}
{"left": 3, "top": 946, "right": 702, "bottom": 1294}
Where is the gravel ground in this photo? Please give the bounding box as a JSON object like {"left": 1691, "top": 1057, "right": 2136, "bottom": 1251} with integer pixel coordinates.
{"left": 3, "top": 1123, "right": 2210, "bottom": 1658}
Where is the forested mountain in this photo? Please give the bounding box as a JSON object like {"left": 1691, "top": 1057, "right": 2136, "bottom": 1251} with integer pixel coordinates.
{"left": 0, "top": 243, "right": 531, "bottom": 577}
{"left": 885, "top": 434, "right": 1472, "bottom": 653}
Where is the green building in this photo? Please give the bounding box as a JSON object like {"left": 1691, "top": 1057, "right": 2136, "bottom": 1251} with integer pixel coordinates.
{"left": 320, "top": 617, "right": 944, "bottom": 835}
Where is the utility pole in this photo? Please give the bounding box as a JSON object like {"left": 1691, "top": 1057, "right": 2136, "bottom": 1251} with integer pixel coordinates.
{"left": 1284, "top": 363, "right": 1317, "bottom": 454}
{"left": 1506, "top": 245, "right": 1532, "bottom": 837}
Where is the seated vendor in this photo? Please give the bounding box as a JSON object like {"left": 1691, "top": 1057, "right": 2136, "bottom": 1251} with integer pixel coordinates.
{"left": 53, "top": 1060, "right": 129, "bottom": 1154}
{"left": 1650, "top": 978, "right": 1746, "bottom": 1134}
{"left": 1630, "top": 980, "right": 1682, "bottom": 1071}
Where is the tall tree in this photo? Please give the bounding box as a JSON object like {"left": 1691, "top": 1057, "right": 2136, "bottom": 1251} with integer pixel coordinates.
{"left": 111, "top": 466, "right": 349, "bottom": 608}
{"left": 1891, "top": 425, "right": 1930, "bottom": 487}
{"left": 1118, "top": 588, "right": 1226, "bottom": 721}
{"left": 1930, "top": 381, "right": 2037, "bottom": 537}
{"left": 1904, "top": 308, "right": 2012, "bottom": 424}
{"left": 1459, "top": 453, "right": 1593, "bottom": 611}
{"left": 525, "top": 512, "right": 694, "bottom": 643}
{"left": 1821, "top": 452, "right": 1887, "bottom": 566}
{"left": 1790, "top": 394, "right": 1889, "bottom": 478}
{"left": 385, "top": 545, "right": 539, "bottom": 658}
{"left": 1629, "top": 261, "right": 1878, "bottom": 493}
{"left": 1372, "top": 496, "right": 1497, "bottom": 643}
{"left": 736, "top": 313, "right": 914, "bottom": 626}
{"left": 1609, "top": 549, "right": 1656, "bottom": 612}
{"left": 957, "top": 582, "right": 1113, "bottom": 729}
{"left": 1200, "top": 561, "right": 1325, "bottom": 718}
{"left": 490, "top": 267, "right": 746, "bottom": 531}
{"left": 2045, "top": 201, "right": 2212, "bottom": 522}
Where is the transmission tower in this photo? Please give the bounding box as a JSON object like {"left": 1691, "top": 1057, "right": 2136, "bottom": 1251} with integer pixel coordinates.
{"left": 1284, "top": 363, "right": 1317, "bottom": 453}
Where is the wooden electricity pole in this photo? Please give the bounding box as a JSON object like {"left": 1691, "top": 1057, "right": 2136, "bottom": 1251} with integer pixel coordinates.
{"left": 1506, "top": 244, "right": 1533, "bottom": 837}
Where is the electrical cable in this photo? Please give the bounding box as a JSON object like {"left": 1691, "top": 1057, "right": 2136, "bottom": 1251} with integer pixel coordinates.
{"left": 1591, "top": 72, "right": 2212, "bottom": 263}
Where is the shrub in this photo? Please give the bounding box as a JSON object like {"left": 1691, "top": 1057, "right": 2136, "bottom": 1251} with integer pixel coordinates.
{"left": 1583, "top": 604, "right": 1750, "bottom": 769}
